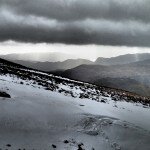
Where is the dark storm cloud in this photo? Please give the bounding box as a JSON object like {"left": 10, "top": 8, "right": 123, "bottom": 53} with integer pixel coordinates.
{"left": 0, "top": 0, "right": 150, "bottom": 46}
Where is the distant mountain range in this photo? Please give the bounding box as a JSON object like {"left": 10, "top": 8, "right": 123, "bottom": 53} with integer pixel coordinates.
{"left": 1, "top": 53, "right": 150, "bottom": 72}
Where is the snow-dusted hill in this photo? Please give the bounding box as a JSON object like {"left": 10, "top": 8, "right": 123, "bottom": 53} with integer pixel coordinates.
{"left": 0, "top": 58, "right": 150, "bottom": 150}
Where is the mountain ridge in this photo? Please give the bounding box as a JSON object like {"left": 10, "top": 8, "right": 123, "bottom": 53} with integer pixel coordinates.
{"left": 95, "top": 53, "right": 150, "bottom": 65}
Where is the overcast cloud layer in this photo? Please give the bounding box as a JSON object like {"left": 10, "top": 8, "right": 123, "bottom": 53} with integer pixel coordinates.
{"left": 0, "top": 0, "right": 150, "bottom": 46}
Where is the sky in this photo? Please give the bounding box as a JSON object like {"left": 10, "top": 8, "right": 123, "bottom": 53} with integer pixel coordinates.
{"left": 0, "top": 0, "right": 150, "bottom": 60}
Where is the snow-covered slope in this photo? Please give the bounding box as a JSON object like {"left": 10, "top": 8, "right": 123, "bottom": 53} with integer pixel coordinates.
{"left": 0, "top": 58, "right": 150, "bottom": 150}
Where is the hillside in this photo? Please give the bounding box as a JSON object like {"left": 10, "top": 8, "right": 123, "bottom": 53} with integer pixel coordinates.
{"left": 93, "top": 77, "right": 150, "bottom": 97}
{"left": 61, "top": 62, "right": 150, "bottom": 96}
{"left": 126, "top": 59, "right": 150, "bottom": 67}
{"left": 0, "top": 58, "right": 150, "bottom": 149}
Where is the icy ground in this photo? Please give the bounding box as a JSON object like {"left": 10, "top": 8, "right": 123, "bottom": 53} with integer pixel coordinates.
{"left": 0, "top": 74, "right": 150, "bottom": 150}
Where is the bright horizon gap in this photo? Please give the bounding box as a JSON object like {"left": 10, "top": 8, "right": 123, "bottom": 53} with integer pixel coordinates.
{"left": 0, "top": 41, "right": 150, "bottom": 61}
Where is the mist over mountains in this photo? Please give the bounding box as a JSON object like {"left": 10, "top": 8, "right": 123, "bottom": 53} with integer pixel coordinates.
{"left": 0, "top": 52, "right": 78, "bottom": 62}
{"left": 1, "top": 52, "right": 150, "bottom": 64}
